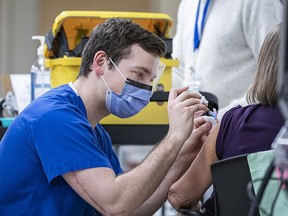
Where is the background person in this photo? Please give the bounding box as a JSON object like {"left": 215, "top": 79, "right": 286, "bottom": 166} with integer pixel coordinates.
{"left": 172, "top": 0, "right": 283, "bottom": 117}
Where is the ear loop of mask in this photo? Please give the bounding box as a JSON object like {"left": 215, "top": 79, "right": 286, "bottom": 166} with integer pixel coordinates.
{"left": 108, "top": 57, "right": 127, "bottom": 82}
{"left": 101, "top": 75, "right": 111, "bottom": 91}
{"left": 101, "top": 56, "right": 127, "bottom": 91}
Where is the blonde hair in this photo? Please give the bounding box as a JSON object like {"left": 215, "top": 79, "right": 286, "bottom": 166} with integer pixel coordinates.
{"left": 246, "top": 24, "right": 282, "bottom": 106}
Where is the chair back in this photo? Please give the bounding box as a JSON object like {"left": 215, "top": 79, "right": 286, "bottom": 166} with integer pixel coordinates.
{"left": 211, "top": 154, "right": 260, "bottom": 216}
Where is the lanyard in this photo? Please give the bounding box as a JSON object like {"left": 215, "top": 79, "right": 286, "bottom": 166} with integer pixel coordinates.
{"left": 194, "top": 0, "right": 211, "bottom": 51}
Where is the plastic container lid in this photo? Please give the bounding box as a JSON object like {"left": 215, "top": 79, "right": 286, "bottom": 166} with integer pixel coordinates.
{"left": 45, "top": 11, "right": 172, "bottom": 58}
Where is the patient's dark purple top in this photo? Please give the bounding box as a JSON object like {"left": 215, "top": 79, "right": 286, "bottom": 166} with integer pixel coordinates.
{"left": 216, "top": 104, "right": 284, "bottom": 159}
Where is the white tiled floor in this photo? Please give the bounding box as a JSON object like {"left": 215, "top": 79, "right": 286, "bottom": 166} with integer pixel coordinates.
{"left": 117, "top": 145, "right": 178, "bottom": 215}
{"left": 118, "top": 145, "right": 153, "bottom": 172}
{"left": 154, "top": 201, "right": 178, "bottom": 215}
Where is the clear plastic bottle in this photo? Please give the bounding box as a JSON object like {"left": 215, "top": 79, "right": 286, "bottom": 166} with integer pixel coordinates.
{"left": 30, "top": 36, "right": 51, "bottom": 101}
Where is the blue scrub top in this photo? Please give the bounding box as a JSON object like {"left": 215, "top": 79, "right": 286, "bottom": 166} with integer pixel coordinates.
{"left": 0, "top": 84, "right": 123, "bottom": 216}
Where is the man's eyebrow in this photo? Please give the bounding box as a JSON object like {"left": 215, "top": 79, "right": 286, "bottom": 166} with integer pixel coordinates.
{"left": 133, "top": 66, "right": 151, "bottom": 75}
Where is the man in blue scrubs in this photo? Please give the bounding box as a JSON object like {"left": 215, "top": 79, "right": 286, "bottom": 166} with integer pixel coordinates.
{"left": 0, "top": 18, "right": 212, "bottom": 215}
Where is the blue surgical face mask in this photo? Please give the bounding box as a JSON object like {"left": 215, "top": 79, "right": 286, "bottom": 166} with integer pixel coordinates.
{"left": 101, "top": 57, "right": 152, "bottom": 118}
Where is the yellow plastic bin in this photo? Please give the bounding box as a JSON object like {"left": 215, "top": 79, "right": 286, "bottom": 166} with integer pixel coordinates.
{"left": 44, "top": 11, "right": 178, "bottom": 144}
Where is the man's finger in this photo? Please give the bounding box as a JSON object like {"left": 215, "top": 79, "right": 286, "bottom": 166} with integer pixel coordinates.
{"left": 168, "top": 87, "right": 189, "bottom": 101}
{"left": 194, "top": 116, "right": 208, "bottom": 128}
{"left": 193, "top": 122, "right": 212, "bottom": 139}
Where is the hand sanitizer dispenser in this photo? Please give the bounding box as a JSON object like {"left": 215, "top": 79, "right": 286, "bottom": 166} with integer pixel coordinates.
{"left": 30, "top": 35, "right": 51, "bottom": 101}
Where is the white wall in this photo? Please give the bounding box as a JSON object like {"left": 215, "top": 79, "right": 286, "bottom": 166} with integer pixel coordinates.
{"left": 0, "top": 0, "right": 39, "bottom": 73}
{"left": 0, "top": 0, "right": 40, "bottom": 96}
{"left": 149, "top": 0, "right": 181, "bottom": 36}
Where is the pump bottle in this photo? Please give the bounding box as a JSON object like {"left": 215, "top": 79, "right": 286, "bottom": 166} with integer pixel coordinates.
{"left": 30, "top": 36, "right": 51, "bottom": 101}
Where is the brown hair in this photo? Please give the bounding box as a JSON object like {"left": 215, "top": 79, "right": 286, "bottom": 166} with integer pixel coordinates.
{"left": 78, "top": 18, "right": 166, "bottom": 78}
{"left": 246, "top": 24, "right": 282, "bottom": 106}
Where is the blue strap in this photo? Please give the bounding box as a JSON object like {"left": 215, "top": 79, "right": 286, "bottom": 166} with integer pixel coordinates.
{"left": 194, "top": 0, "right": 211, "bottom": 51}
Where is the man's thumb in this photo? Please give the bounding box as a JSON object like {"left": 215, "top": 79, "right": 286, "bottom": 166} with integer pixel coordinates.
{"left": 193, "top": 121, "right": 212, "bottom": 138}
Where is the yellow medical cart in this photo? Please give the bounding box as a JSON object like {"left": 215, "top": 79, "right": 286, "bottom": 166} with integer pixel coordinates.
{"left": 44, "top": 11, "right": 177, "bottom": 144}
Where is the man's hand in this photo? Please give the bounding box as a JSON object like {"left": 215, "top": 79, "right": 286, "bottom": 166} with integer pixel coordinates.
{"left": 174, "top": 116, "right": 213, "bottom": 174}
{"left": 164, "top": 112, "right": 213, "bottom": 191}
{"left": 167, "top": 87, "right": 208, "bottom": 144}
{"left": 193, "top": 116, "right": 213, "bottom": 143}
